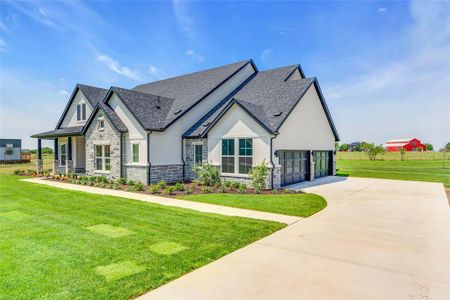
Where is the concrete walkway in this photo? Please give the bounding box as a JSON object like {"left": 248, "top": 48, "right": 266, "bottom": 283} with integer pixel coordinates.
{"left": 21, "top": 178, "right": 300, "bottom": 225}
{"left": 138, "top": 177, "right": 450, "bottom": 300}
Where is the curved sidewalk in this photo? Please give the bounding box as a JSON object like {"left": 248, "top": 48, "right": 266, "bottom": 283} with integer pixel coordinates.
{"left": 21, "top": 178, "right": 301, "bottom": 225}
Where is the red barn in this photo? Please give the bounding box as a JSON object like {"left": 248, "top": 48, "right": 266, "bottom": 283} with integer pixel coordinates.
{"left": 385, "top": 138, "right": 427, "bottom": 152}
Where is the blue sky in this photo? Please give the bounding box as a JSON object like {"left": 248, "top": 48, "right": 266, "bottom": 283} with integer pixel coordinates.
{"left": 1, "top": 0, "right": 449, "bottom": 149}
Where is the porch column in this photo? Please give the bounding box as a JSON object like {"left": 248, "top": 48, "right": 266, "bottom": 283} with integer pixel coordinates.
{"left": 53, "top": 138, "right": 59, "bottom": 174}
{"left": 66, "top": 137, "right": 73, "bottom": 175}
{"left": 309, "top": 150, "right": 315, "bottom": 181}
{"left": 36, "top": 139, "right": 43, "bottom": 174}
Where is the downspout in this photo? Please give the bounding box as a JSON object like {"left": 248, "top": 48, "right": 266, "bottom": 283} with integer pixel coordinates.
{"left": 270, "top": 134, "right": 278, "bottom": 189}
{"left": 147, "top": 131, "right": 152, "bottom": 185}
{"left": 181, "top": 138, "right": 185, "bottom": 182}
{"left": 119, "top": 133, "right": 123, "bottom": 178}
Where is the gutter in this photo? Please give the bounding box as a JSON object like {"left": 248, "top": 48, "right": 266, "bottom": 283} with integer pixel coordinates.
{"left": 181, "top": 138, "right": 185, "bottom": 182}
{"left": 270, "top": 134, "right": 278, "bottom": 189}
{"left": 147, "top": 132, "right": 152, "bottom": 185}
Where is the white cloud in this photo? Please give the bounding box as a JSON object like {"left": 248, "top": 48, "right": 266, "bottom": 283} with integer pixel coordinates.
{"left": 59, "top": 90, "right": 69, "bottom": 96}
{"left": 378, "top": 7, "right": 387, "bottom": 13}
{"left": 172, "top": 0, "right": 195, "bottom": 39}
{"left": 97, "top": 55, "right": 140, "bottom": 80}
{"left": 185, "top": 49, "right": 204, "bottom": 62}
{"left": 260, "top": 48, "right": 273, "bottom": 67}
{"left": 148, "top": 65, "right": 167, "bottom": 80}
{"left": 325, "top": 1, "right": 450, "bottom": 148}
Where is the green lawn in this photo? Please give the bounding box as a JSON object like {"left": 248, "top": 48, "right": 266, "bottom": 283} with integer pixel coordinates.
{"left": 0, "top": 153, "right": 52, "bottom": 174}
{"left": 0, "top": 175, "right": 284, "bottom": 299}
{"left": 337, "top": 160, "right": 450, "bottom": 187}
{"left": 178, "top": 193, "right": 327, "bottom": 217}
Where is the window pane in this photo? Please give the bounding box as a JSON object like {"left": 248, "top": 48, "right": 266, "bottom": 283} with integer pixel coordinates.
{"left": 194, "top": 144, "right": 202, "bottom": 163}
{"left": 222, "top": 157, "right": 234, "bottom": 173}
{"left": 222, "top": 139, "right": 234, "bottom": 155}
{"left": 61, "top": 144, "right": 66, "bottom": 154}
{"left": 96, "top": 158, "right": 102, "bottom": 170}
{"left": 239, "top": 157, "right": 252, "bottom": 174}
{"left": 239, "top": 138, "right": 252, "bottom": 156}
{"left": 104, "top": 145, "right": 110, "bottom": 158}
{"left": 82, "top": 104, "right": 86, "bottom": 120}
{"left": 132, "top": 144, "right": 139, "bottom": 163}
{"left": 61, "top": 155, "right": 66, "bottom": 166}
{"left": 105, "top": 158, "right": 111, "bottom": 171}
{"left": 77, "top": 105, "right": 81, "bottom": 121}
{"left": 96, "top": 145, "right": 102, "bottom": 157}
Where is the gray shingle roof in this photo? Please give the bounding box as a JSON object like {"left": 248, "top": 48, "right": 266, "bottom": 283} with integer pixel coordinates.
{"left": 31, "top": 126, "right": 84, "bottom": 139}
{"left": 131, "top": 60, "right": 252, "bottom": 129}
{"left": 111, "top": 87, "right": 175, "bottom": 131}
{"left": 98, "top": 102, "right": 128, "bottom": 133}
{"left": 184, "top": 65, "right": 319, "bottom": 137}
{"left": 77, "top": 84, "right": 108, "bottom": 107}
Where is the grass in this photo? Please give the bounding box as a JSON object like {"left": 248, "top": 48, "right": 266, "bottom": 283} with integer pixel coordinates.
{"left": 337, "top": 160, "right": 450, "bottom": 187}
{"left": 0, "top": 153, "right": 53, "bottom": 174}
{"left": 0, "top": 175, "right": 284, "bottom": 299}
{"left": 337, "top": 151, "right": 449, "bottom": 161}
{"left": 178, "top": 193, "right": 327, "bottom": 217}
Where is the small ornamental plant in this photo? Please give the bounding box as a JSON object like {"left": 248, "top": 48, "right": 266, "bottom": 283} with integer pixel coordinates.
{"left": 134, "top": 182, "right": 145, "bottom": 192}
{"left": 202, "top": 187, "right": 212, "bottom": 194}
{"left": 249, "top": 160, "right": 269, "bottom": 193}
{"left": 185, "top": 188, "right": 193, "bottom": 195}
{"left": 156, "top": 180, "right": 167, "bottom": 189}
{"left": 192, "top": 163, "right": 220, "bottom": 186}
{"left": 165, "top": 186, "right": 176, "bottom": 195}
{"left": 174, "top": 182, "right": 185, "bottom": 191}
{"left": 231, "top": 181, "right": 240, "bottom": 190}
{"left": 149, "top": 185, "right": 160, "bottom": 194}
{"left": 238, "top": 182, "right": 247, "bottom": 194}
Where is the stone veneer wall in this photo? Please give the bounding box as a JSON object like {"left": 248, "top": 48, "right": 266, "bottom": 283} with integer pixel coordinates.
{"left": 150, "top": 164, "right": 184, "bottom": 184}
{"left": 184, "top": 138, "right": 208, "bottom": 181}
{"left": 124, "top": 165, "right": 148, "bottom": 183}
{"left": 85, "top": 110, "right": 122, "bottom": 179}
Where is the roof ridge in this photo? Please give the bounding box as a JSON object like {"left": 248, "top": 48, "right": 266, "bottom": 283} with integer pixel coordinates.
{"left": 132, "top": 59, "right": 251, "bottom": 89}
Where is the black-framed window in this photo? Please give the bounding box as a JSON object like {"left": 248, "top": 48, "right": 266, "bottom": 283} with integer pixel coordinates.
{"left": 238, "top": 138, "right": 253, "bottom": 174}
{"left": 132, "top": 144, "right": 139, "bottom": 163}
{"left": 221, "top": 139, "right": 235, "bottom": 173}
{"left": 194, "top": 144, "right": 203, "bottom": 164}
{"left": 77, "top": 103, "right": 86, "bottom": 121}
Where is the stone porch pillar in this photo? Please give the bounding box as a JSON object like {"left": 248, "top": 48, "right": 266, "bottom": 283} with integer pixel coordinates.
{"left": 36, "top": 138, "right": 43, "bottom": 174}
{"left": 53, "top": 138, "right": 59, "bottom": 174}
{"left": 66, "top": 136, "right": 73, "bottom": 175}
{"left": 310, "top": 151, "right": 315, "bottom": 181}
{"left": 332, "top": 150, "right": 337, "bottom": 175}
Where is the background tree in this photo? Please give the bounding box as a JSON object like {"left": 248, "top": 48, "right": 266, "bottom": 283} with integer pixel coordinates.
{"left": 446, "top": 142, "right": 450, "bottom": 151}
{"left": 361, "top": 142, "right": 386, "bottom": 160}
{"left": 400, "top": 147, "right": 406, "bottom": 161}
{"left": 425, "top": 143, "right": 434, "bottom": 151}
{"left": 339, "top": 143, "right": 350, "bottom": 151}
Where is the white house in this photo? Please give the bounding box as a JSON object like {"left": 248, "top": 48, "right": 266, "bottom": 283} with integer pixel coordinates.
{"left": 32, "top": 60, "right": 339, "bottom": 188}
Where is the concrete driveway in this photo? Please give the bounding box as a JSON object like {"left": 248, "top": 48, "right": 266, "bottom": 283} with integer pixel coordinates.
{"left": 139, "top": 177, "right": 450, "bottom": 300}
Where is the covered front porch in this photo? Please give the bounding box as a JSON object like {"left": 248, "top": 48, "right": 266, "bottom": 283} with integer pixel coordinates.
{"left": 31, "top": 127, "right": 86, "bottom": 175}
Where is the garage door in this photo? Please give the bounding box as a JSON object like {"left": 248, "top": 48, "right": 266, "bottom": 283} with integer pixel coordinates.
{"left": 279, "top": 150, "right": 309, "bottom": 186}
{"left": 314, "top": 151, "right": 332, "bottom": 178}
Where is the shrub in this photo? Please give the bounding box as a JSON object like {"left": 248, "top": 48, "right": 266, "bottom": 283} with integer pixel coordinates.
{"left": 223, "top": 180, "right": 232, "bottom": 188}
{"left": 283, "top": 188, "right": 291, "bottom": 194}
{"left": 249, "top": 160, "right": 269, "bottom": 193}
{"left": 192, "top": 163, "right": 220, "bottom": 186}
{"left": 99, "top": 182, "right": 107, "bottom": 188}
{"left": 185, "top": 188, "right": 193, "bottom": 195}
{"left": 127, "top": 185, "right": 137, "bottom": 192}
{"left": 218, "top": 185, "right": 227, "bottom": 193}
{"left": 156, "top": 180, "right": 166, "bottom": 189}
{"left": 202, "top": 187, "right": 212, "bottom": 194}
{"left": 148, "top": 185, "right": 160, "bottom": 194}
{"left": 231, "top": 181, "right": 240, "bottom": 190}
{"left": 13, "top": 169, "right": 22, "bottom": 175}
{"left": 97, "top": 176, "right": 108, "bottom": 183}
{"left": 238, "top": 182, "right": 247, "bottom": 194}
{"left": 117, "top": 177, "right": 127, "bottom": 185}
{"left": 112, "top": 183, "right": 121, "bottom": 190}
{"left": 271, "top": 189, "right": 278, "bottom": 194}
{"left": 174, "top": 182, "right": 185, "bottom": 191}
{"left": 165, "top": 186, "right": 176, "bottom": 195}
{"left": 127, "top": 180, "right": 137, "bottom": 186}
{"left": 134, "top": 182, "right": 145, "bottom": 192}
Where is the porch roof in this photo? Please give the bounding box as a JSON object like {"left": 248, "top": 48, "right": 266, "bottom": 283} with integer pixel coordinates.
{"left": 31, "top": 126, "right": 84, "bottom": 139}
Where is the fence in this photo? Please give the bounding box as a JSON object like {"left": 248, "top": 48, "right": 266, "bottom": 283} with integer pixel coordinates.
{"left": 337, "top": 151, "right": 449, "bottom": 161}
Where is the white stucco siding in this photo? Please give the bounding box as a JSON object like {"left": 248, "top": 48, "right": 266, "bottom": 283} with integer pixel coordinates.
{"left": 109, "top": 94, "right": 148, "bottom": 165}
{"left": 150, "top": 62, "right": 256, "bottom": 165}
{"left": 273, "top": 84, "right": 336, "bottom": 163}
{"left": 60, "top": 90, "right": 93, "bottom": 128}
{"left": 207, "top": 105, "right": 272, "bottom": 172}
